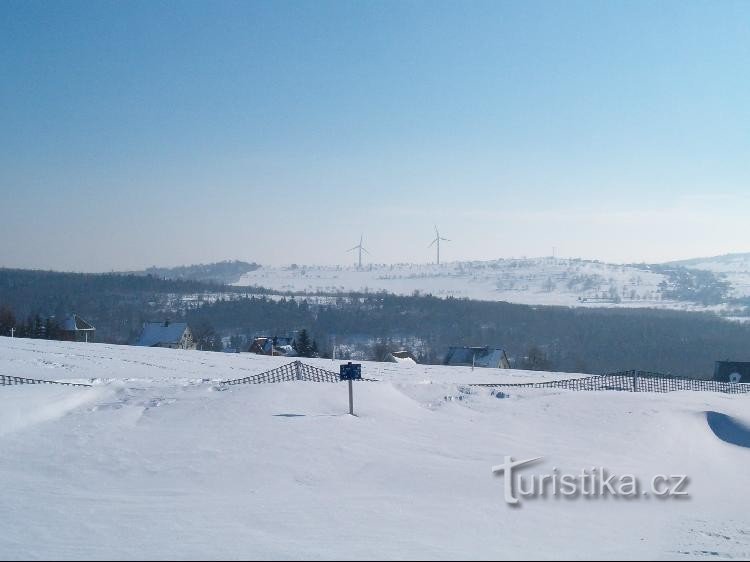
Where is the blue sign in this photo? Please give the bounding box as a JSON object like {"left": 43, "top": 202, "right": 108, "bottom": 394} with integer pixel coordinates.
{"left": 340, "top": 362, "right": 362, "bottom": 381}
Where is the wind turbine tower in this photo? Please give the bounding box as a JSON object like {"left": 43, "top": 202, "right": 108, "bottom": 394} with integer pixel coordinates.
{"left": 347, "top": 234, "right": 370, "bottom": 269}
{"left": 428, "top": 226, "right": 450, "bottom": 265}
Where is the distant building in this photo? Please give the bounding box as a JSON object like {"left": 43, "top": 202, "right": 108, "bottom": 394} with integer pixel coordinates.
{"left": 387, "top": 350, "right": 418, "bottom": 364}
{"left": 248, "top": 336, "right": 298, "bottom": 357}
{"left": 714, "top": 361, "right": 750, "bottom": 383}
{"left": 136, "top": 320, "right": 195, "bottom": 350}
{"left": 59, "top": 314, "right": 96, "bottom": 343}
{"left": 444, "top": 346, "right": 511, "bottom": 369}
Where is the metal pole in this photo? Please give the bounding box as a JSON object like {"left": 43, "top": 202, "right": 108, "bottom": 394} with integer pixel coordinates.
{"left": 10, "top": 327, "right": 15, "bottom": 338}
{"left": 348, "top": 379, "right": 354, "bottom": 415}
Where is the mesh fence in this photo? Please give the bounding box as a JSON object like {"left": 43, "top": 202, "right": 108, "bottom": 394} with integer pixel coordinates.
{"left": 468, "top": 369, "right": 750, "bottom": 395}
{"left": 4, "top": 364, "right": 747, "bottom": 395}
{"left": 0, "top": 375, "right": 92, "bottom": 388}
{"left": 220, "top": 360, "right": 376, "bottom": 386}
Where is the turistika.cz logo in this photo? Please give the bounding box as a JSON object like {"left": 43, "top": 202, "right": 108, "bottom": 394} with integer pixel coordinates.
{"left": 492, "top": 456, "right": 689, "bottom": 506}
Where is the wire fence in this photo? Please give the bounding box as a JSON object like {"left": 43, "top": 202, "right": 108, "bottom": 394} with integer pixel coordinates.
{"left": 3, "top": 364, "right": 748, "bottom": 395}
{"left": 468, "top": 369, "right": 750, "bottom": 395}
{"left": 0, "top": 374, "right": 92, "bottom": 388}
{"left": 219, "top": 360, "right": 377, "bottom": 386}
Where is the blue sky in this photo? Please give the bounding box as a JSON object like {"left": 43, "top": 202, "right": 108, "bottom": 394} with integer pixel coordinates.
{"left": 1, "top": 0, "right": 748, "bottom": 271}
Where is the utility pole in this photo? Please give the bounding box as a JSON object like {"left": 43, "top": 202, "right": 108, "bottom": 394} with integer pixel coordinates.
{"left": 10, "top": 327, "right": 15, "bottom": 338}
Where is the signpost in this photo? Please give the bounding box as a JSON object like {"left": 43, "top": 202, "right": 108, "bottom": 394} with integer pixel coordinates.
{"left": 339, "top": 362, "right": 362, "bottom": 416}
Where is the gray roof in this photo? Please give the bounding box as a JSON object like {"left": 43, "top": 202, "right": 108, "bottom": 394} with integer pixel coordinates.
{"left": 444, "top": 346, "right": 508, "bottom": 368}
{"left": 60, "top": 314, "right": 95, "bottom": 332}
{"left": 136, "top": 322, "right": 190, "bottom": 347}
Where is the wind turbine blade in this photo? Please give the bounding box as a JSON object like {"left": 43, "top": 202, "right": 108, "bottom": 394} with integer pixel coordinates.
{"left": 428, "top": 239, "right": 437, "bottom": 248}
{"left": 347, "top": 246, "right": 359, "bottom": 252}
{"left": 441, "top": 237, "right": 451, "bottom": 242}
{"left": 361, "top": 247, "right": 371, "bottom": 255}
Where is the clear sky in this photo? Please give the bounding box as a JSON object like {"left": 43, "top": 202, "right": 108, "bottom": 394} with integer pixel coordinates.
{"left": 1, "top": 0, "right": 748, "bottom": 271}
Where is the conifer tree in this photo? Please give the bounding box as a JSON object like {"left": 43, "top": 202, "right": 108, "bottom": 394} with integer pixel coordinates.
{"left": 294, "top": 329, "right": 313, "bottom": 357}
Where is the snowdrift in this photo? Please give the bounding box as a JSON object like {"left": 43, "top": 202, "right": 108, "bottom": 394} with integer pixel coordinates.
{"left": 0, "top": 338, "right": 748, "bottom": 560}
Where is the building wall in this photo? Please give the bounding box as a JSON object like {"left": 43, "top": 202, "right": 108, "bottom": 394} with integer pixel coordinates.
{"left": 59, "top": 330, "right": 94, "bottom": 343}
{"left": 180, "top": 329, "right": 196, "bottom": 350}
{"left": 714, "top": 361, "right": 750, "bottom": 383}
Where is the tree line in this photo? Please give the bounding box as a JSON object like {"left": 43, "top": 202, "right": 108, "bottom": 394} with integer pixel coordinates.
{"left": 0, "top": 306, "right": 65, "bottom": 340}
{"left": 2, "top": 268, "right": 750, "bottom": 377}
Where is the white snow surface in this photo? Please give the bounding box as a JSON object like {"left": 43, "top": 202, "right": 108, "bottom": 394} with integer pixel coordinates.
{"left": 1, "top": 338, "right": 749, "bottom": 560}
{"left": 234, "top": 258, "right": 706, "bottom": 310}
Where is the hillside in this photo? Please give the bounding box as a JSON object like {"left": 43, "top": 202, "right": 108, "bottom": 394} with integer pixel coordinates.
{"left": 668, "top": 253, "right": 750, "bottom": 299}
{"left": 235, "top": 258, "right": 667, "bottom": 305}
{"left": 0, "top": 338, "right": 748, "bottom": 559}
{"left": 234, "top": 257, "right": 740, "bottom": 312}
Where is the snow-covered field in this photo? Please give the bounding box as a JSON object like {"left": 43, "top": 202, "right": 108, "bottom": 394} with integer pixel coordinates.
{"left": 1, "top": 338, "right": 749, "bottom": 560}
{"left": 234, "top": 258, "right": 705, "bottom": 310}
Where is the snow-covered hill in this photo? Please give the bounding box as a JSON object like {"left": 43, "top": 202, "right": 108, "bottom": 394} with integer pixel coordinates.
{"left": 670, "top": 253, "right": 750, "bottom": 298}
{"left": 1, "top": 338, "right": 749, "bottom": 559}
{"left": 234, "top": 258, "right": 705, "bottom": 310}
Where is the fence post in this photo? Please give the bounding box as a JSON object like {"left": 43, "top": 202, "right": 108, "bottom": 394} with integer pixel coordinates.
{"left": 632, "top": 370, "right": 638, "bottom": 392}
{"left": 348, "top": 379, "right": 354, "bottom": 415}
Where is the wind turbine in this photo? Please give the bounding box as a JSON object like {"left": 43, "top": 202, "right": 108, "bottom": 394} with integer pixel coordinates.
{"left": 347, "top": 234, "right": 370, "bottom": 269}
{"left": 428, "top": 225, "right": 450, "bottom": 265}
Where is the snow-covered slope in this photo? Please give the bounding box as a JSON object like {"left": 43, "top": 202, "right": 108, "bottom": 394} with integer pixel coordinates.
{"left": 235, "top": 258, "right": 684, "bottom": 308}
{"left": 1, "top": 338, "right": 749, "bottom": 560}
{"left": 671, "top": 253, "right": 750, "bottom": 298}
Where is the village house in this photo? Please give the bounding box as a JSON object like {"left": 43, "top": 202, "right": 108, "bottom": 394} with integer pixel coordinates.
{"left": 248, "top": 336, "right": 298, "bottom": 357}
{"left": 59, "top": 314, "right": 96, "bottom": 343}
{"left": 136, "top": 320, "right": 196, "bottom": 350}
{"left": 443, "top": 346, "right": 511, "bottom": 369}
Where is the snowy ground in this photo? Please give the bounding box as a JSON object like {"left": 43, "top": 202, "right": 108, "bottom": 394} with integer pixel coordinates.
{"left": 1, "top": 338, "right": 749, "bottom": 560}
{"left": 234, "top": 258, "right": 708, "bottom": 311}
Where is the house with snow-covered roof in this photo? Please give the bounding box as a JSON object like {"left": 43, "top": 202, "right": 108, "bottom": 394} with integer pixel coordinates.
{"left": 136, "top": 320, "right": 195, "bottom": 350}
{"left": 443, "top": 346, "right": 511, "bottom": 369}
{"left": 59, "top": 314, "right": 96, "bottom": 343}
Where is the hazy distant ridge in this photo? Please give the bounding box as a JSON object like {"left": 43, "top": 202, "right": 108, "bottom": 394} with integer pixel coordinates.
{"left": 135, "top": 260, "right": 260, "bottom": 285}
